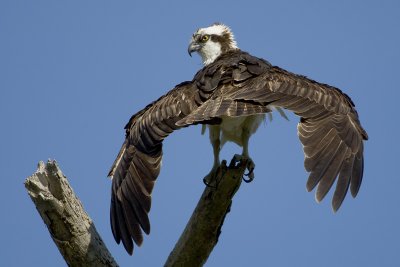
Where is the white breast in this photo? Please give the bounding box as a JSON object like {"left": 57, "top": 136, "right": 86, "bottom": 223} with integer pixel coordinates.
{"left": 219, "top": 114, "right": 265, "bottom": 147}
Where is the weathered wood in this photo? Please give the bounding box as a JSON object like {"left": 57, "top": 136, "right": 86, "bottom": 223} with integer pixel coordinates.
{"left": 26, "top": 158, "right": 250, "bottom": 266}
{"left": 165, "top": 158, "right": 248, "bottom": 267}
{"left": 24, "top": 160, "right": 118, "bottom": 267}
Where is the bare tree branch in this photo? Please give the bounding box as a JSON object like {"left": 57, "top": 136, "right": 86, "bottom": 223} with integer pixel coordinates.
{"left": 24, "top": 160, "right": 118, "bottom": 267}
{"left": 165, "top": 158, "right": 247, "bottom": 267}
{"left": 25, "top": 158, "right": 248, "bottom": 266}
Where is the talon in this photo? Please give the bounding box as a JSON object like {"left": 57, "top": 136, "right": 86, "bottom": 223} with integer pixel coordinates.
{"left": 242, "top": 158, "right": 256, "bottom": 183}
{"left": 244, "top": 169, "right": 254, "bottom": 177}
{"left": 203, "top": 177, "right": 213, "bottom": 187}
{"left": 230, "top": 154, "right": 243, "bottom": 168}
{"left": 243, "top": 171, "right": 254, "bottom": 183}
{"left": 243, "top": 176, "right": 254, "bottom": 183}
{"left": 203, "top": 171, "right": 217, "bottom": 188}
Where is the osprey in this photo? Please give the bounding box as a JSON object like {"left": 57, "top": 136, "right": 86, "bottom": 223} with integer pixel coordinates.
{"left": 109, "top": 23, "right": 368, "bottom": 254}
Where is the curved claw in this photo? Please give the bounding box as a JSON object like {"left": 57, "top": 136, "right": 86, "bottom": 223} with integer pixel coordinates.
{"left": 230, "top": 154, "right": 242, "bottom": 168}
{"left": 243, "top": 167, "right": 255, "bottom": 182}
{"left": 243, "top": 175, "right": 254, "bottom": 183}
{"left": 232, "top": 155, "right": 255, "bottom": 183}
{"left": 244, "top": 158, "right": 255, "bottom": 182}
{"left": 203, "top": 177, "right": 214, "bottom": 187}
{"left": 203, "top": 172, "right": 217, "bottom": 188}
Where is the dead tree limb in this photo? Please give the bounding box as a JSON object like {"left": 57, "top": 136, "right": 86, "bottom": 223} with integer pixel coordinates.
{"left": 24, "top": 160, "right": 118, "bottom": 267}
{"left": 25, "top": 157, "right": 248, "bottom": 266}
{"left": 165, "top": 158, "right": 247, "bottom": 267}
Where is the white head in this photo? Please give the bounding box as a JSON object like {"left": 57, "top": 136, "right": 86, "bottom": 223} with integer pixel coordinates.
{"left": 188, "top": 23, "right": 238, "bottom": 65}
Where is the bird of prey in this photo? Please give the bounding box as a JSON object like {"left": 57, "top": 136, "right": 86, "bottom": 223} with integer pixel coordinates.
{"left": 108, "top": 23, "right": 368, "bottom": 254}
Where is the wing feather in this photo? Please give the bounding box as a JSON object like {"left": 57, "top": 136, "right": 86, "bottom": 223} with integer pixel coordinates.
{"left": 114, "top": 197, "right": 134, "bottom": 254}
{"left": 332, "top": 155, "right": 354, "bottom": 211}
{"left": 302, "top": 128, "right": 336, "bottom": 157}
{"left": 125, "top": 167, "right": 151, "bottom": 212}
{"left": 350, "top": 148, "right": 364, "bottom": 197}
{"left": 305, "top": 134, "right": 341, "bottom": 186}
{"left": 119, "top": 179, "right": 150, "bottom": 234}
{"left": 119, "top": 189, "right": 144, "bottom": 245}
{"left": 109, "top": 82, "right": 199, "bottom": 254}
{"left": 315, "top": 144, "right": 348, "bottom": 202}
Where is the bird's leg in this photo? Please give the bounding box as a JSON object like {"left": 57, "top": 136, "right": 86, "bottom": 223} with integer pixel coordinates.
{"left": 242, "top": 127, "right": 256, "bottom": 182}
{"left": 231, "top": 127, "right": 255, "bottom": 183}
{"left": 203, "top": 125, "right": 221, "bottom": 187}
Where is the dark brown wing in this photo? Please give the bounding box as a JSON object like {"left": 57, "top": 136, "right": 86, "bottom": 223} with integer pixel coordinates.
{"left": 111, "top": 49, "right": 367, "bottom": 254}
{"left": 177, "top": 51, "right": 368, "bottom": 212}
{"left": 232, "top": 67, "right": 367, "bottom": 211}
{"left": 109, "top": 81, "right": 201, "bottom": 254}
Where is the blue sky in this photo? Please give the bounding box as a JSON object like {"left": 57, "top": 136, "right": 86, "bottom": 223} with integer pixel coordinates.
{"left": 1, "top": 1, "right": 399, "bottom": 266}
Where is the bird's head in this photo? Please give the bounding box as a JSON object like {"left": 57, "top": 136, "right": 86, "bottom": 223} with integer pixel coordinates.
{"left": 188, "top": 23, "right": 238, "bottom": 65}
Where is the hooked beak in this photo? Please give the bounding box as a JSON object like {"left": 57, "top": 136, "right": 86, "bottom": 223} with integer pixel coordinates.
{"left": 188, "top": 41, "right": 201, "bottom": 57}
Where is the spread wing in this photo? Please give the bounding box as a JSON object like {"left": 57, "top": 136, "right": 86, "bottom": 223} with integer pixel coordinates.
{"left": 177, "top": 51, "right": 368, "bottom": 213}
{"left": 110, "top": 50, "right": 368, "bottom": 254}
{"left": 108, "top": 81, "right": 203, "bottom": 254}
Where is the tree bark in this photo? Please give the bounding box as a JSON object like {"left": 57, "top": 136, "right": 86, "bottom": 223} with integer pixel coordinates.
{"left": 25, "top": 157, "right": 248, "bottom": 266}
{"left": 24, "top": 160, "right": 118, "bottom": 267}
{"left": 165, "top": 157, "right": 247, "bottom": 267}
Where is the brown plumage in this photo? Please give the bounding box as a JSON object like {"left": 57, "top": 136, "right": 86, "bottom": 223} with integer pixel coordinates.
{"left": 109, "top": 26, "right": 368, "bottom": 254}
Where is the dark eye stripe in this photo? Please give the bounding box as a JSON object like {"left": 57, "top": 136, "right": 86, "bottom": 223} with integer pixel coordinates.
{"left": 209, "top": 33, "right": 231, "bottom": 52}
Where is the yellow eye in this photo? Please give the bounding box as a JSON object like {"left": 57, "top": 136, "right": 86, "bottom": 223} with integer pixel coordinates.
{"left": 201, "top": 35, "right": 210, "bottom": 42}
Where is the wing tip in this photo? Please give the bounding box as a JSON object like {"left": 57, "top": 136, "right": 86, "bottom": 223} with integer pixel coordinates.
{"left": 350, "top": 187, "right": 361, "bottom": 198}
{"left": 306, "top": 178, "right": 315, "bottom": 192}
{"left": 126, "top": 245, "right": 134, "bottom": 256}
{"left": 331, "top": 199, "right": 342, "bottom": 213}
